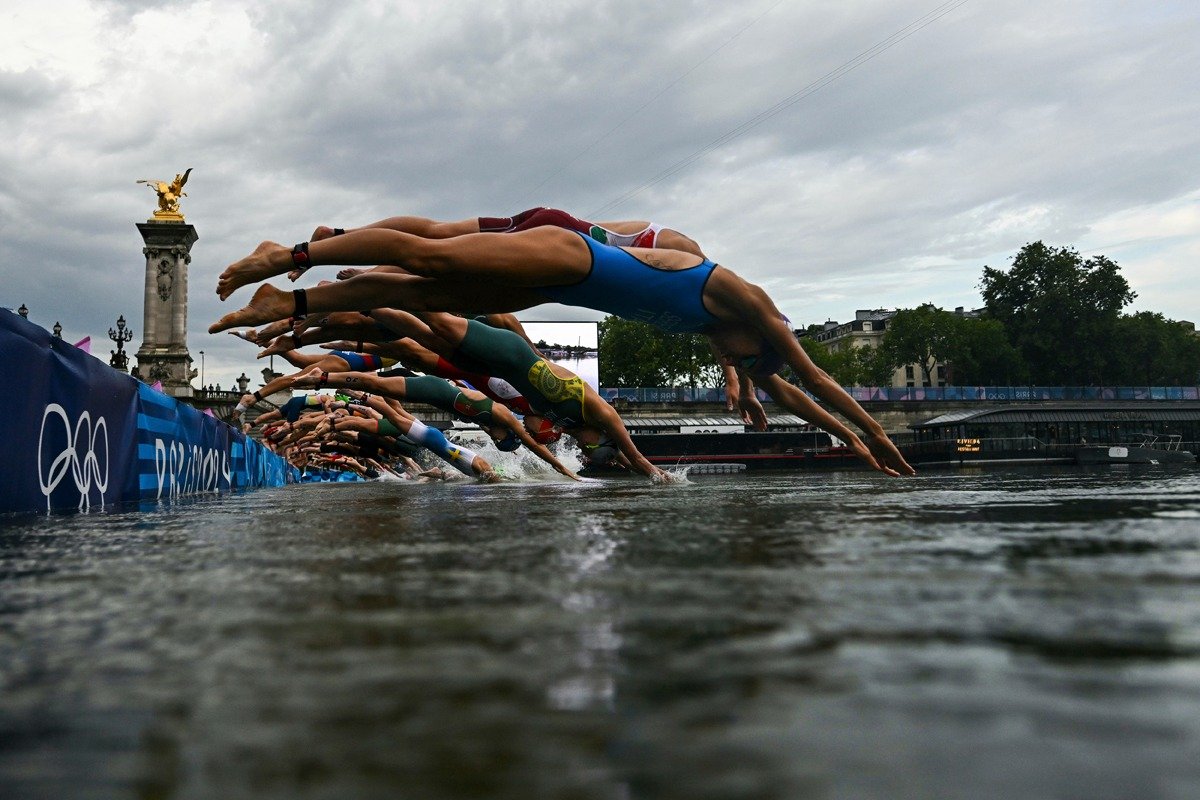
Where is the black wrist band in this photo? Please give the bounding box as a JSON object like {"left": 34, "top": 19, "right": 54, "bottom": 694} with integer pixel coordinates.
{"left": 291, "top": 242, "right": 311, "bottom": 272}
{"left": 333, "top": 228, "right": 345, "bottom": 236}
{"left": 253, "top": 390, "right": 263, "bottom": 402}
{"left": 292, "top": 289, "right": 308, "bottom": 320}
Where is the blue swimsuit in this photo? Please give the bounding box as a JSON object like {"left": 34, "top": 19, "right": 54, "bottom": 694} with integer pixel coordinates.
{"left": 538, "top": 232, "right": 721, "bottom": 333}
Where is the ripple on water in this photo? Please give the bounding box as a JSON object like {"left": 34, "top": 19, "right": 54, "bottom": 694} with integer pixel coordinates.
{"left": 3, "top": 467, "right": 1200, "bottom": 798}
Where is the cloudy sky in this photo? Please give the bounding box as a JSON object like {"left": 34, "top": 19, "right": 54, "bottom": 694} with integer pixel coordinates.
{"left": 2, "top": 0, "right": 1197, "bottom": 389}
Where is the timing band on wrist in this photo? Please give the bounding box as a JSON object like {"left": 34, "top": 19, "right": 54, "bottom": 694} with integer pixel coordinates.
{"left": 291, "top": 242, "right": 311, "bottom": 272}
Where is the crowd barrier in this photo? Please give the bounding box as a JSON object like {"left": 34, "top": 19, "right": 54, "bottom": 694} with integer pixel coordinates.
{"left": 1, "top": 308, "right": 298, "bottom": 515}
{"left": 601, "top": 385, "right": 1200, "bottom": 404}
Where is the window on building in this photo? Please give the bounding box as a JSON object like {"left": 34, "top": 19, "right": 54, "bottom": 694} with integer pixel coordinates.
{"left": 905, "top": 365, "right": 915, "bottom": 380}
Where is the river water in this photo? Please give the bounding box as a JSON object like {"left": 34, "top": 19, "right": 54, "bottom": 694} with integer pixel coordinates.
{"left": 3, "top": 465, "right": 1200, "bottom": 799}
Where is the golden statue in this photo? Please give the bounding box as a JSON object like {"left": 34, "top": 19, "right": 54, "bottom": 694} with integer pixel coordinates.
{"left": 137, "top": 168, "right": 192, "bottom": 220}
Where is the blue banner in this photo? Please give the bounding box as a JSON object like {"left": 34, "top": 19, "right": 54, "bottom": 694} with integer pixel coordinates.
{"left": 1, "top": 308, "right": 296, "bottom": 515}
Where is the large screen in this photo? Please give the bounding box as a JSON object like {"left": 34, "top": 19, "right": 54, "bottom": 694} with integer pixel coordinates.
{"left": 520, "top": 321, "right": 600, "bottom": 391}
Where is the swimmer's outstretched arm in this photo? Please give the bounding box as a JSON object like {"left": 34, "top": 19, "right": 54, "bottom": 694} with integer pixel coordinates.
{"left": 489, "top": 403, "right": 580, "bottom": 481}
{"left": 714, "top": 280, "right": 914, "bottom": 477}
{"left": 756, "top": 370, "right": 910, "bottom": 477}
{"left": 583, "top": 397, "right": 668, "bottom": 482}
{"left": 753, "top": 375, "right": 889, "bottom": 474}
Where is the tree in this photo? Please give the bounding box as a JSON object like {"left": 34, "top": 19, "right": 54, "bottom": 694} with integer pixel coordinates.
{"left": 598, "top": 317, "right": 722, "bottom": 386}
{"left": 797, "top": 337, "right": 892, "bottom": 387}
{"left": 1111, "top": 312, "right": 1200, "bottom": 385}
{"left": 878, "top": 304, "right": 958, "bottom": 385}
{"left": 943, "top": 316, "right": 1025, "bottom": 385}
{"left": 980, "top": 242, "right": 1135, "bottom": 385}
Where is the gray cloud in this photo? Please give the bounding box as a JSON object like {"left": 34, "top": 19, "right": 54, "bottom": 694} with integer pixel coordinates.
{"left": 2, "top": 0, "right": 1198, "bottom": 388}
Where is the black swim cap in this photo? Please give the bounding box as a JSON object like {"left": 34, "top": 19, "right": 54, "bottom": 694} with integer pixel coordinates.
{"left": 495, "top": 430, "right": 521, "bottom": 452}
{"left": 749, "top": 313, "right": 791, "bottom": 376}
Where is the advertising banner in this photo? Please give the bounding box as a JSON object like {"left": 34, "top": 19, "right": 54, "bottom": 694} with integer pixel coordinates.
{"left": 1, "top": 309, "right": 295, "bottom": 515}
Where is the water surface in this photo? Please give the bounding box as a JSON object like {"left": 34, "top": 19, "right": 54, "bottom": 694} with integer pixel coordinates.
{"left": 3, "top": 466, "right": 1200, "bottom": 799}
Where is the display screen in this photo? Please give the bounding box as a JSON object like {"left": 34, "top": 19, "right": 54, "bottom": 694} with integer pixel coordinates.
{"left": 520, "top": 321, "right": 600, "bottom": 391}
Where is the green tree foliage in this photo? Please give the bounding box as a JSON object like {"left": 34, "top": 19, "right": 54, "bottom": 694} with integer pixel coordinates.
{"left": 877, "top": 305, "right": 1026, "bottom": 386}
{"left": 980, "top": 242, "right": 1135, "bottom": 384}
{"left": 878, "top": 304, "right": 957, "bottom": 385}
{"left": 598, "top": 317, "right": 722, "bottom": 387}
{"left": 1110, "top": 312, "right": 1200, "bottom": 385}
{"left": 797, "top": 338, "right": 892, "bottom": 387}
{"left": 943, "top": 316, "right": 1026, "bottom": 385}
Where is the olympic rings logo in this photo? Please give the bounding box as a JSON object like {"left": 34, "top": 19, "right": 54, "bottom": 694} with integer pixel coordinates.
{"left": 37, "top": 403, "right": 109, "bottom": 512}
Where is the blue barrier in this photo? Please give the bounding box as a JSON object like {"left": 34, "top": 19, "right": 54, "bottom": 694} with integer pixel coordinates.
{"left": 600, "top": 385, "right": 1200, "bottom": 403}
{"left": 1, "top": 308, "right": 297, "bottom": 515}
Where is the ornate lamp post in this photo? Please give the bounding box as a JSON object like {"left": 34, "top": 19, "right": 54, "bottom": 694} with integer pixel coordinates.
{"left": 199, "top": 350, "right": 205, "bottom": 390}
{"left": 52, "top": 321, "right": 62, "bottom": 339}
{"left": 17, "top": 304, "right": 28, "bottom": 319}
{"left": 108, "top": 315, "right": 133, "bottom": 372}
{"left": 236, "top": 373, "right": 251, "bottom": 393}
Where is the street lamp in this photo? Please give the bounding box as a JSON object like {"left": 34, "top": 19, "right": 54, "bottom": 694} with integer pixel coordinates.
{"left": 199, "top": 350, "right": 205, "bottom": 389}
{"left": 108, "top": 314, "right": 133, "bottom": 373}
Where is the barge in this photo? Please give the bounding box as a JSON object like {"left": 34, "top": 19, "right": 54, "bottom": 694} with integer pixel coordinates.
{"left": 907, "top": 404, "right": 1200, "bottom": 466}
{"left": 578, "top": 415, "right": 861, "bottom": 475}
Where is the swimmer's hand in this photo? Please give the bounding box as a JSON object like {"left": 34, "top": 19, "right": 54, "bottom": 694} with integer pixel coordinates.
{"left": 866, "top": 432, "right": 916, "bottom": 477}
{"left": 650, "top": 468, "right": 679, "bottom": 484}
{"left": 738, "top": 393, "right": 768, "bottom": 431}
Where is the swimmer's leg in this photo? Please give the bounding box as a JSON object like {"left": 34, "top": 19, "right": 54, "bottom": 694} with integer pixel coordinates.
{"left": 405, "top": 419, "right": 490, "bottom": 480}
{"left": 209, "top": 276, "right": 544, "bottom": 334}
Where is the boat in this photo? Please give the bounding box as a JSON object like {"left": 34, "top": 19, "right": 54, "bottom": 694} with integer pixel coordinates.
{"left": 907, "top": 404, "right": 1200, "bottom": 466}
{"left": 1075, "top": 435, "right": 1196, "bottom": 465}
{"left": 578, "top": 415, "right": 862, "bottom": 474}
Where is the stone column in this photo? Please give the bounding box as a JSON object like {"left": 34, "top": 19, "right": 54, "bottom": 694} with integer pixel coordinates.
{"left": 134, "top": 221, "right": 199, "bottom": 398}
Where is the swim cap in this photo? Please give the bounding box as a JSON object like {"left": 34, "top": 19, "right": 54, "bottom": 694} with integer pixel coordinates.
{"left": 528, "top": 416, "right": 563, "bottom": 445}
{"left": 585, "top": 444, "right": 619, "bottom": 465}
{"left": 747, "top": 313, "right": 792, "bottom": 377}
{"left": 495, "top": 429, "right": 521, "bottom": 452}
{"left": 746, "top": 345, "right": 785, "bottom": 377}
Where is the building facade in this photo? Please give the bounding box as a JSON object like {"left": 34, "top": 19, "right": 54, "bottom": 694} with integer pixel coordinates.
{"left": 804, "top": 307, "right": 982, "bottom": 388}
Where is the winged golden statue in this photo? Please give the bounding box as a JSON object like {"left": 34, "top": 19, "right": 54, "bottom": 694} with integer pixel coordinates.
{"left": 137, "top": 168, "right": 192, "bottom": 220}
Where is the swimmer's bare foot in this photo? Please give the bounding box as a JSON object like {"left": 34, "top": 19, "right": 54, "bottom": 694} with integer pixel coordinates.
{"left": 257, "top": 333, "right": 300, "bottom": 358}
{"left": 208, "top": 283, "right": 294, "bottom": 333}
{"left": 337, "top": 267, "right": 365, "bottom": 280}
{"left": 217, "top": 241, "right": 292, "bottom": 301}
